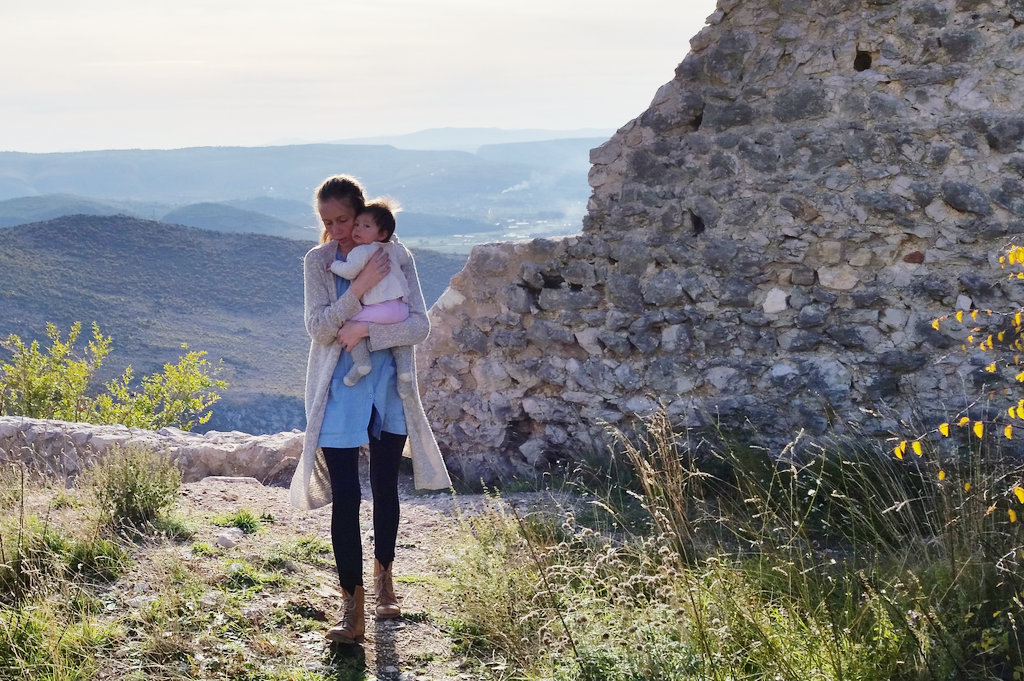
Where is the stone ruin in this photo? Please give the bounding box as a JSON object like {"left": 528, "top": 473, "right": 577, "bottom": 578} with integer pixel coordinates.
{"left": 418, "top": 0, "right": 1024, "bottom": 482}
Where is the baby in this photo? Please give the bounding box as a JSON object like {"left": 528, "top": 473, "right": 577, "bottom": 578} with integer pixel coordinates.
{"left": 329, "top": 198, "right": 415, "bottom": 397}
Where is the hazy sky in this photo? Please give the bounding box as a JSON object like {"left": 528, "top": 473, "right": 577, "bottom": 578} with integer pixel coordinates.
{"left": 0, "top": 0, "right": 718, "bottom": 153}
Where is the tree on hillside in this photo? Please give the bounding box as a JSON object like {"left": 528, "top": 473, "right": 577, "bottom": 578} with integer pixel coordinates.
{"left": 0, "top": 322, "right": 226, "bottom": 431}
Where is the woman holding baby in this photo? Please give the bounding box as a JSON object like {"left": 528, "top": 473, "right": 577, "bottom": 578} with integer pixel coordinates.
{"left": 289, "top": 174, "right": 450, "bottom": 644}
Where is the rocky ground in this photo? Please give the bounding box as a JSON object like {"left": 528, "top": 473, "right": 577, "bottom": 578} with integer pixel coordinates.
{"left": 175, "top": 470, "right": 467, "bottom": 680}
{"left": 15, "top": 458, "right": 544, "bottom": 681}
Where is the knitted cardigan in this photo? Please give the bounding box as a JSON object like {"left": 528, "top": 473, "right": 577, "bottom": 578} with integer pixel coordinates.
{"left": 288, "top": 237, "right": 452, "bottom": 511}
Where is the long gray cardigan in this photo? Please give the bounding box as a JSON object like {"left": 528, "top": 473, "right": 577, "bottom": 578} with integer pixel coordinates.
{"left": 288, "top": 238, "right": 452, "bottom": 511}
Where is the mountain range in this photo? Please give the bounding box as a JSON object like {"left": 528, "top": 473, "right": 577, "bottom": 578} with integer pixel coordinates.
{"left": 0, "top": 215, "right": 467, "bottom": 434}
{"left": 0, "top": 130, "right": 607, "bottom": 431}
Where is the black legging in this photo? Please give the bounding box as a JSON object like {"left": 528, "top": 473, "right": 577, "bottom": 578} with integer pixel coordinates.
{"left": 322, "top": 428, "right": 406, "bottom": 595}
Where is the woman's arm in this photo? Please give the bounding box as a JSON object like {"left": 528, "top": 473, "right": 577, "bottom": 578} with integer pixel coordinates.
{"left": 365, "top": 242, "right": 429, "bottom": 351}
{"left": 303, "top": 246, "right": 363, "bottom": 346}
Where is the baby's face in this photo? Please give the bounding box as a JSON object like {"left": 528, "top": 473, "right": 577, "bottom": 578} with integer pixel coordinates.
{"left": 352, "top": 214, "right": 384, "bottom": 246}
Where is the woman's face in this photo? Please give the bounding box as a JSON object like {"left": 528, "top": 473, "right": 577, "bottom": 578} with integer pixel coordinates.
{"left": 319, "top": 198, "right": 358, "bottom": 248}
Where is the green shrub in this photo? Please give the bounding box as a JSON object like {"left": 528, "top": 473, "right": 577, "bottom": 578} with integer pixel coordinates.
{"left": 191, "top": 541, "right": 216, "bottom": 556}
{"left": 212, "top": 508, "right": 264, "bottom": 534}
{"left": 82, "top": 444, "right": 182, "bottom": 529}
{"left": 0, "top": 321, "right": 226, "bottom": 431}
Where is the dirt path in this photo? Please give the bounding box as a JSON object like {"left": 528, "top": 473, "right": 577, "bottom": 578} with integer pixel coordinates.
{"left": 176, "top": 468, "right": 470, "bottom": 680}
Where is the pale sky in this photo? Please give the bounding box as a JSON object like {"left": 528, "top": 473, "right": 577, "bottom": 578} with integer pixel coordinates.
{"left": 0, "top": 0, "right": 718, "bottom": 153}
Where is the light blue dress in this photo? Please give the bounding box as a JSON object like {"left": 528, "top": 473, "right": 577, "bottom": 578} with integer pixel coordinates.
{"left": 317, "top": 254, "right": 407, "bottom": 448}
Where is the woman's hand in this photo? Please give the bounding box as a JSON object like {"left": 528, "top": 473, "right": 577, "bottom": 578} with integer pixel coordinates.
{"left": 337, "top": 321, "right": 370, "bottom": 351}
{"left": 350, "top": 247, "right": 390, "bottom": 299}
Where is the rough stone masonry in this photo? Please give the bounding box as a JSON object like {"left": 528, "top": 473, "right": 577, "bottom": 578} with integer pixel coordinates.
{"left": 418, "top": 0, "right": 1024, "bottom": 483}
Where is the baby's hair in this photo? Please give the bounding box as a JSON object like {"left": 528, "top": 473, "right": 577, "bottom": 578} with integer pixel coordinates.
{"left": 359, "top": 197, "right": 402, "bottom": 242}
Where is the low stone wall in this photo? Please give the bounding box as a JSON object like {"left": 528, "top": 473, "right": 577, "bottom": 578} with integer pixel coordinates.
{"left": 0, "top": 416, "right": 302, "bottom": 485}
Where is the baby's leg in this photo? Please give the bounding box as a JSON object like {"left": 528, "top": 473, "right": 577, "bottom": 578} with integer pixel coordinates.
{"left": 393, "top": 345, "right": 414, "bottom": 398}
{"left": 343, "top": 339, "right": 373, "bottom": 387}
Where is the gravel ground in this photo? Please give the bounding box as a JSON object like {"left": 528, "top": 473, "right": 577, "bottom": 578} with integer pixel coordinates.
{"left": 177, "top": 464, "right": 468, "bottom": 680}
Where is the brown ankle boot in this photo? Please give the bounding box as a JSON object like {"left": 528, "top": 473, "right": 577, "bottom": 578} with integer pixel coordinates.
{"left": 374, "top": 559, "right": 401, "bottom": 619}
{"left": 325, "top": 585, "right": 365, "bottom": 643}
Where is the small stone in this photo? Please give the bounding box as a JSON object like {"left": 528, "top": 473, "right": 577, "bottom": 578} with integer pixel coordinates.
{"left": 941, "top": 181, "right": 992, "bottom": 215}
{"left": 217, "top": 528, "right": 245, "bottom": 548}
{"left": 763, "top": 287, "right": 789, "bottom": 314}
{"left": 817, "top": 266, "right": 859, "bottom": 290}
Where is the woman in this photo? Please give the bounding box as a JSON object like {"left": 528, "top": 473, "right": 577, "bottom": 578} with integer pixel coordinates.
{"left": 289, "top": 174, "right": 451, "bottom": 645}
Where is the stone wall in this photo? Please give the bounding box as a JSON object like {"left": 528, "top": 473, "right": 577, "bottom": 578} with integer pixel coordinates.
{"left": 418, "top": 0, "right": 1024, "bottom": 482}
{"left": 0, "top": 416, "right": 301, "bottom": 484}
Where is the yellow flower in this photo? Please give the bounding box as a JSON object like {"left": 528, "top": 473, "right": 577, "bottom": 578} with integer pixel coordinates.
{"left": 938, "top": 423, "right": 950, "bottom": 437}
{"left": 956, "top": 310, "right": 964, "bottom": 323}
{"left": 1015, "top": 487, "right": 1024, "bottom": 504}
{"left": 938, "top": 470, "right": 946, "bottom": 481}
{"left": 974, "top": 421, "right": 985, "bottom": 438}
{"left": 893, "top": 441, "right": 906, "bottom": 459}
{"left": 912, "top": 441, "right": 923, "bottom": 456}
{"left": 1010, "top": 509, "right": 1018, "bottom": 524}
{"left": 1007, "top": 425, "right": 1014, "bottom": 440}
{"left": 958, "top": 416, "right": 971, "bottom": 427}
{"left": 965, "top": 482, "right": 972, "bottom": 492}
{"left": 1010, "top": 407, "right": 1017, "bottom": 419}
{"left": 986, "top": 363, "right": 997, "bottom": 373}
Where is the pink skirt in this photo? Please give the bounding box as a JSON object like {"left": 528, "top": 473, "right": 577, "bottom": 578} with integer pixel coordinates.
{"left": 351, "top": 298, "right": 410, "bottom": 324}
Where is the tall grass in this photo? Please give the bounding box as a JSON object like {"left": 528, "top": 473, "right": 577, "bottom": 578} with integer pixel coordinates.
{"left": 443, "top": 411, "right": 1024, "bottom": 680}
{"left": 0, "top": 444, "right": 185, "bottom": 680}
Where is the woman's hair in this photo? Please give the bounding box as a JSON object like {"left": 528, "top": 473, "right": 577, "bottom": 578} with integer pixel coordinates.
{"left": 315, "top": 175, "right": 367, "bottom": 243}
{"left": 359, "top": 197, "right": 402, "bottom": 242}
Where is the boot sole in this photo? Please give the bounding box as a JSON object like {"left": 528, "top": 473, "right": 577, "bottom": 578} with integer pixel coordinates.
{"left": 325, "top": 631, "right": 364, "bottom": 644}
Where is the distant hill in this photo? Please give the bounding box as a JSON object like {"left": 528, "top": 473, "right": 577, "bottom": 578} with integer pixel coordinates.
{"left": 161, "top": 203, "right": 314, "bottom": 240}
{"left": 0, "top": 215, "right": 467, "bottom": 434}
{"left": 0, "top": 194, "right": 174, "bottom": 228}
{"left": 0, "top": 141, "right": 593, "bottom": 225}
{"left": 0, "top": 194, "right": 176, "bottom": 228}
{"left": 0, "top": 194, "right": 505, "bottom": 248}
{"left": 335, "top": 127, "right": 612, "bottom": 152}
{"left": 223, "top": 197, "right": 316, "bottom": 226}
